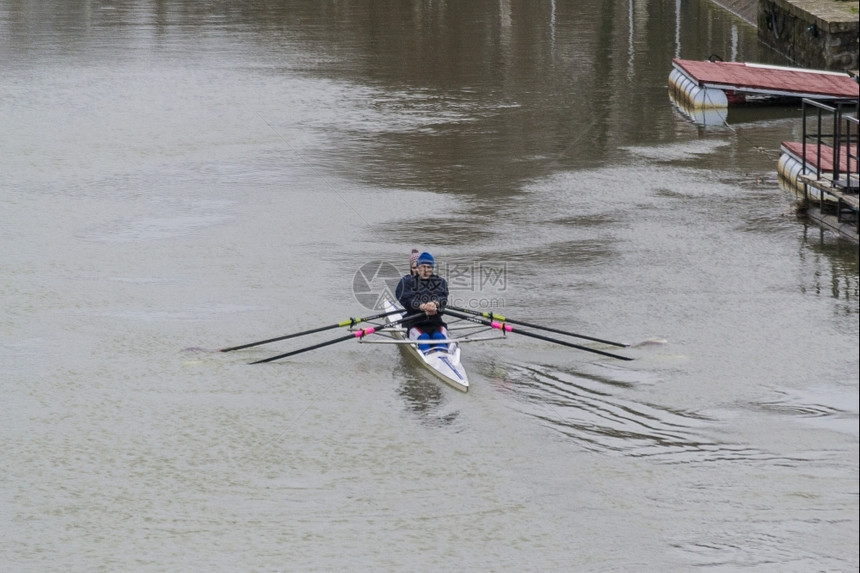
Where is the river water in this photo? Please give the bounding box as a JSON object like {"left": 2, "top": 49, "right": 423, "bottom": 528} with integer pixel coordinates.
{"left": 1, "top": 1, "right": 857, "bottom": 572}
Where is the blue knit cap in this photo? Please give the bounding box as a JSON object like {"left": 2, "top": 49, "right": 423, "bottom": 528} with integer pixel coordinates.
{"left": 416, "top": 252, "right": 435, "bottom": 266}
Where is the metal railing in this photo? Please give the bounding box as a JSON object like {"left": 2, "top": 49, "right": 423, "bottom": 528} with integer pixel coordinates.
{"left": 800, "top": 98, "right": 859, "bottom": 233}
{"left": 801, "top": 98, "right": 859, "bottom": 190}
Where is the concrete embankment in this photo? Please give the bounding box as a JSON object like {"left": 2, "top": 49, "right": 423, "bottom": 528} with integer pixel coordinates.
{"left": 709, "top": 0, "right": 859, "bottom": 72}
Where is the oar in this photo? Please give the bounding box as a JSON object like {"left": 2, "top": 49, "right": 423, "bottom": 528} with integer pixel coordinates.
{"left": 219, "top": 309, "right": 405, "bottom": 352}
{"left": 441, "top": 308, "right": 633, "bottom": 361}
{"left": 249, "top": 313, "right": 423, "bottom": 364}
{"left": 446, "top": 304, "right": 629, "bottom": 348}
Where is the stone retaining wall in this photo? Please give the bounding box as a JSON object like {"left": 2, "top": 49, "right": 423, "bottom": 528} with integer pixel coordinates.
{"left": 710, "top": 0, "right": 859, "bottom": 72}
{"left": 759, "top": 0, "right": 859, "bottom": 71}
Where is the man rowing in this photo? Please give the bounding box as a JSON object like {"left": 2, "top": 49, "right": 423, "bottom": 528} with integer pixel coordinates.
{"left": 395, "top": 251, "right": 449, "bottom": 353}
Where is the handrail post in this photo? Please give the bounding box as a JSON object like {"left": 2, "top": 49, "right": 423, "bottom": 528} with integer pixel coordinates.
{"left": 801, "top": 99, "right": 809, "bottom": 202}
{"left": 815, "top": 103, "right": 823, "bottom": 210}
{"left": 832, "top": 103, "right": 842, "bottom": 186}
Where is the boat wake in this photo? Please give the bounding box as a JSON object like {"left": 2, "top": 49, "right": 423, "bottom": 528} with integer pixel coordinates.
{"left": 180, "top": 346, "right": 219, "bottom": 353}
{"left": 629, "top": 337, "right": 669, "bottom": 348}
{"left": 492, "top": 361, "right": 771, "bottom": 465}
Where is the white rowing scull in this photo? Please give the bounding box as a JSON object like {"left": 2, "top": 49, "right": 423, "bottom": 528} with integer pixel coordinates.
{"left": 351, "top": 297, "right": 507, "bottom": 392}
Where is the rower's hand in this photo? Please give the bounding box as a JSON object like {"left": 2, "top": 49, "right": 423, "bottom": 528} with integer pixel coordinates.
{"left": 420, "top": 302, "right": 438, "bottom": 315}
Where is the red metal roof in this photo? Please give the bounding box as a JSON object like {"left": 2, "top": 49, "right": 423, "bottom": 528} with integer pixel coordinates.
{"left": 782, "top": 141, "right": 858, "bottom": 172}
{"left": 673, "top": 58, "right": 859, "bottom": 99}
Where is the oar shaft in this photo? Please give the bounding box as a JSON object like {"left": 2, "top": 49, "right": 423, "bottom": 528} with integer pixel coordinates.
{"left": 220, "top": 309, "right": 403, "bottom": 352}
{"left": 221, "top": 323, "right": 345, "bottom": 352}
{"left": 502, "top": 325, "right": 632, "bottom": 360}
{"left": 442, "top": 308, "right": 632, "bottom": 361}
{"left": 249, "top": 331, "right": 362, "bottom": 364}
{"left": 249, "top": 313, "right": 424, "bottom": 364}
{"left": 446, "top": 305, "right": 629, "bottom": 348}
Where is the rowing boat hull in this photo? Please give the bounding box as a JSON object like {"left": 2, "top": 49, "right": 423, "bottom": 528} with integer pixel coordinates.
{"left": 383, "top": 299, "right": 469, "bottom": 392}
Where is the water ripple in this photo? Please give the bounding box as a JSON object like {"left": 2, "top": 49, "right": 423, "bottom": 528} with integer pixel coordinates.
{"left": 748, "top": 386, "right": 859, "bottom": 437}
{"left": 496, "top": 362, "right": 775, "bottom": 464}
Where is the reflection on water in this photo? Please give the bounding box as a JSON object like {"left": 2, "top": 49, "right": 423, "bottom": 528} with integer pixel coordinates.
{"left": 668, "top": 95, "right": 729, "bottom": 128}
{"left": 394, "top": 353, "right": 461, "bottom": 428}
{"left": 797, "top": 229, "right": 860, "bottom": 299}
{"left": 3, "top": 0, "right": 778, "bottom": 199}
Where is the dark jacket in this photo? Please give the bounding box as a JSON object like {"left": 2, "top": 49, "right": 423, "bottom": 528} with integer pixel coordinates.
{"left": 395, "top": 273, "right": 449, "bottom": 332}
